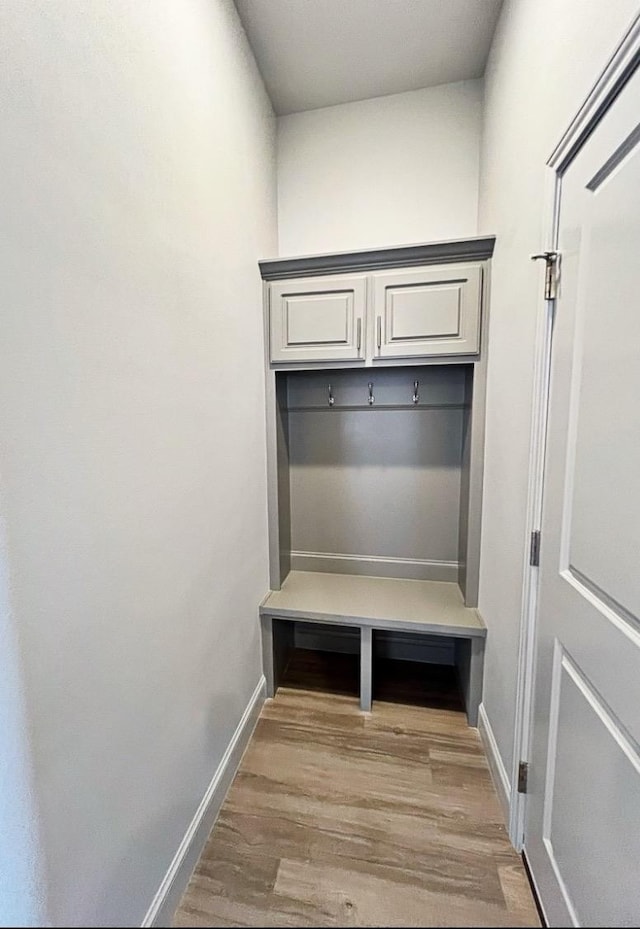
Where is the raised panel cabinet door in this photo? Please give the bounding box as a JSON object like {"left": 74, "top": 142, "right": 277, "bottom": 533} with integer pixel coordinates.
{"left": 371, "top": 263, "right": 482, "bottom": 358}
{"left": 269, "top": 274, "right": 366, "bottom": 363}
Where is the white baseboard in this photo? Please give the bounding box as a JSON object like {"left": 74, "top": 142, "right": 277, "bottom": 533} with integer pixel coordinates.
{"left": 478, "top": 702, "right": 512, "bottom": 829}
{"left": 290, "top": 550, "right": 458, "bottom": 582}
{"left": 141, "top": 676, "right": 266, "bottom": 928}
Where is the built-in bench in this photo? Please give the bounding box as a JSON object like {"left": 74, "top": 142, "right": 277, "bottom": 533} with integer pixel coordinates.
{"left": 259, "top": 570, "right": 486, "bottom": 725}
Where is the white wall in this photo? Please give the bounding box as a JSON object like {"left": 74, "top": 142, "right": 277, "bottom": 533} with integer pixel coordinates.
{"left": 0, "top": 1, "right": 276, "bottom": 926}
{"left": 478, "top": 0, "right": 638, "bottom": 792}
{"left": 277, "top": 81, "right": 482, "bottom": 255}
{"left": 0, "top": 517, "right": 46, "bottom": 928}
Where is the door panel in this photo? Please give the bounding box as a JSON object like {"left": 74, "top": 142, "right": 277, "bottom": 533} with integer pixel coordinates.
{"left": 387, "top": 285, "right": 461, "bottom": 339}
{"left": 371, "top": 264, "right": 482, "bottom": 358}
{"left": 567, "top": 144, "right": 640, "bottom": 618}
{"left": 542, "top": 646, "right": 640, "bottom": 928}
{"left": 269, "top": 274, "right": 366, "bottom": 363}
{"left": 286, "top": 294, "right": 350, "bottom": 345}
{"left": 525, "top": 64, "right": 640, "bottom": 928}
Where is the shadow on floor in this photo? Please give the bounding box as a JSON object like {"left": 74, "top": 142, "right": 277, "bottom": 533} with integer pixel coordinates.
{"left": 280, "top": 647, "right": 464, "bottom": 712}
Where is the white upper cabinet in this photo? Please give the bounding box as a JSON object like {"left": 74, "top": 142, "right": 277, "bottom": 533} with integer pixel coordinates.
{"left": 263, "top": 239, "right": 494, "bottom": 366}
{"left": 269, "top": 274, "right": 366, "bottom": 363}
{"left": 371, "top": 264, "right": 482, "bottom": 359}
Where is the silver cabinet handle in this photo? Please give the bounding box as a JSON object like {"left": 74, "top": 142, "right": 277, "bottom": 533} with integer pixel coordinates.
{"left": 356, "top": 317, "right": 362, "bottom": 353}
{"left": 376, "top": 316, "right": 382, "bottom": 352}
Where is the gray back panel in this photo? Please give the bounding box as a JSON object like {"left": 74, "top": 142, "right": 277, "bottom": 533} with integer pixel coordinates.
{"left": 287, "top": 365, "right": 466, "bottom": 409}
{"left": 287, "top": 366, "right": 466, "bottom": 573}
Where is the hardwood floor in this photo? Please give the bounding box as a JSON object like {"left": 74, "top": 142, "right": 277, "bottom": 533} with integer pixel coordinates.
{"left": 173, "top": 651, "right": 540, "bottom": 927}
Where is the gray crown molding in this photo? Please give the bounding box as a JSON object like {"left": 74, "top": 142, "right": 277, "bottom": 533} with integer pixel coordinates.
{"left": 259, "top": 236, "right": 496, "bottom": 281}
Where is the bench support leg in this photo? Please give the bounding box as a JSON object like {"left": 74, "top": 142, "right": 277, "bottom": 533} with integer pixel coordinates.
{"left": 261, "top": 614, "right": 275, "bottom": 697}
{"left": 467, "top": 637, "right": 485, "bottom": 727}
{"left": 360, "top": 626, "right": 373, "bottom": 712}
{"left": 261, "top": 615, "right": 294, "bottom": 699}
{"left": 455, "top": 636, "right": 485, "bottom": 727}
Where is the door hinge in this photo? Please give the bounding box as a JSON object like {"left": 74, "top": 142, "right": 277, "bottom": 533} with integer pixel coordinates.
{"left": 530, "top": 250, "right": 559, "bottom": 300}
{"left": 518, "top": 761, "right": 529, "bottom": 794}
{"left": 529, "top": 530, "right": 541, "bottom": 567}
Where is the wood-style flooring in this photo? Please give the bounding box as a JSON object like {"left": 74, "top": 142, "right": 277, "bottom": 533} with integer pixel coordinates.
{"left": 173, "top": 650, "right": 540, "bottom": 927}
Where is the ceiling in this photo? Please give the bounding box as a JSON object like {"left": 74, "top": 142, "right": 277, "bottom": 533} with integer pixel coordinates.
{"left": 233, "top": 0, "right": 503, "bottom": 116}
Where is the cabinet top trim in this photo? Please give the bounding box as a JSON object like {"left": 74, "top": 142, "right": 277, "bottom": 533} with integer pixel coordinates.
{"left": 258, "top": 236, "right": 496, "bottom": 281}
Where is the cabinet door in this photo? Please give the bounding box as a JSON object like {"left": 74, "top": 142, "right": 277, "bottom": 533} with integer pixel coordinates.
{"left": 371, "top": 264, "right": 482, "bottom": 358}
{"left": 269, "top": 275, "right": 366, "bottom": 363}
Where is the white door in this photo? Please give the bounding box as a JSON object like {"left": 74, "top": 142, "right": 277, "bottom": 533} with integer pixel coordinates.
{"left": 525, "top": 61, "right": 640, "bottom": 926}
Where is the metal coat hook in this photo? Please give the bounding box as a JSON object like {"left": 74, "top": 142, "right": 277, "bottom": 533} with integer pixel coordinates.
{"left": 412, "top": 380, "right": 419, "bottom": 404}
{"left": 368, "top": 382, "right": 375, "bottom": 406}
{"left": 328, "top": 384, "right": 335, "bottom": 407}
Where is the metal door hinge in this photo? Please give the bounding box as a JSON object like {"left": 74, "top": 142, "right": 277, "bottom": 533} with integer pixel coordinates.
{"left": 530, "top": 250, "right": 559, "bottom": 300}
{"left": 518, "top": 761, "right": 529, "bottom": 794}
{"left": 530, "top": 530, "right": 541, "bottom": 567}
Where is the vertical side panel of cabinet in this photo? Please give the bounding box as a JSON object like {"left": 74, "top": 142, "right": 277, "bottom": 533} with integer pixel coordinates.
{"left": 458, "top": 267, "right": 490, "bottom": 607}
{"left": 269, "top": 274, "right": 366, "bottom": 363}
{"left": 371, "top": 264, "right": 482, "bottom": 359}
{"left": 461, "top": 362, "right": 487, "bottom": 607}
{"left": 265, "top": 368, "right": 292, "bottom": 589}
{"left": 264, "top": 273, "right": 292, "bottom": 589}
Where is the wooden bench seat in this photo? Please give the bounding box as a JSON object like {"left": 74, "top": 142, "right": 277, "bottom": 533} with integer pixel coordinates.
{"left": 259, "top": 571, "right": 486, "bottom": 725}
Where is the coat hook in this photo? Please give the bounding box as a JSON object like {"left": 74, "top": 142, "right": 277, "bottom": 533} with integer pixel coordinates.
{"left": 328, "top": 384, "right": 335, "bottom": 407}
{"left": 412, "top": 380, "right": 419, "bottom": 404}
{"left": 368, "top": 382, "right": 375, "bottom": 406}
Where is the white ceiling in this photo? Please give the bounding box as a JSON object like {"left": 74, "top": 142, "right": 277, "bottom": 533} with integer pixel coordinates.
{"left": 234, "top": 0, "right": 503, "bottom": 116}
